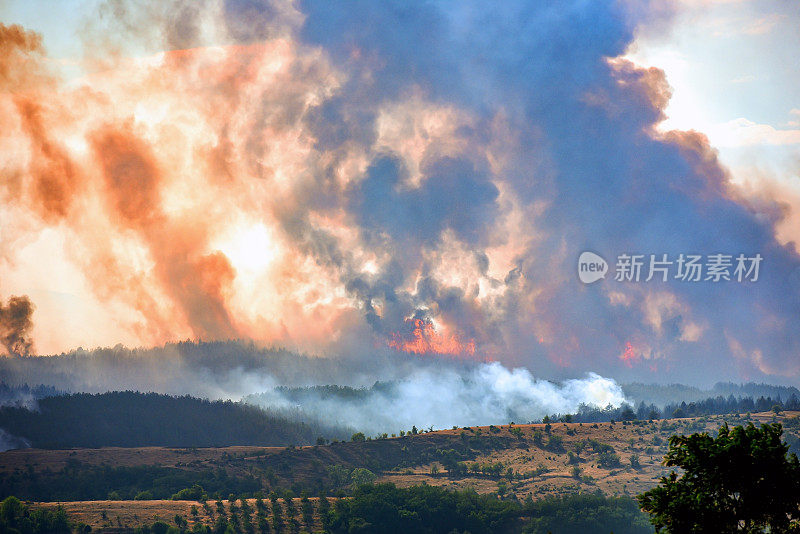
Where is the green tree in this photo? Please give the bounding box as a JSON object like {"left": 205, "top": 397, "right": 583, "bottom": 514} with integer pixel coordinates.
{"left": 212, "top": 515, "right": 229, "bottom": 534}
{"left": 523, "top": 493, "right": 651, "bottom": 534}
{"left": 326, "top": 464, "right": 351, "bottom": 489}
{"left": 174, "top": 514, "right": 188, "bottom": 529}
{"left": 597, "top": 450, "right": 621, "bottom": 468}
{"left": 620, "top": 405, "right": 636, "bottom": 421}
{"left": 1, "top": 496, "right": 25, "bottom": 526}
{"left": 629, "top": 454, "right": 641, "bottom": 470}
{"left": 546, "top": 434, "right": 564, "bottom": 452}
{"left": 350, "top": 467, "right": 377, "bottom": 487}
{"left": 172, "top": 484, "right": 207, "bottom": 501}
{"left": 324, "top": 483, "right": 519, "bottom": 533}
{"left": 638, "top": 422, "right": 800, "bottom": 533}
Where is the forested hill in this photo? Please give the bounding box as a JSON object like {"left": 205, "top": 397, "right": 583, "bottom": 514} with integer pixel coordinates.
{"left": 0, "top": 391, "right": 347, "bottom": 449}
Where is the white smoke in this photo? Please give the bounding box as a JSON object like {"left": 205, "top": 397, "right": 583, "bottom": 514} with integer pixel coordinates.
{"left": 0, "top": 344, "right": 629, "bottom": 436}
{"left": 246, "top": 361, "right": 628, "bottom": 434}
{"left": 0, "top": 428, "right": 30, "bottom": 452}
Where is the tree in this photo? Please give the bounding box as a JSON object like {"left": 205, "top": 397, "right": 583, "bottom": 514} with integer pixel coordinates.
{"left": 597, "top": 450, "right": 621, "bottom": 468}
{"left": 350, "top": 467, "right": 377, "bottom": 486}
{"left": 620, "top": 405, "right": 636, "bottom": 421}
{"left": 324, "top": 483, "right": 519, "bottom": 534}
{"left": 523, "top": 493, "right": 651, "bottom": 534}
{"left": 629, "top": 454, "right": 641, "bottom": 470}
{"left": 174, "top": 514, "right": 188, "bottom": 529}
{"left": 172, "top": 484, "right": 206, "bottom": 501}
{"left": 0, "top": 496, "right": 71, "bottom": 534}
{"left": 638, "top": 423, "right": 800, "bottom": 533}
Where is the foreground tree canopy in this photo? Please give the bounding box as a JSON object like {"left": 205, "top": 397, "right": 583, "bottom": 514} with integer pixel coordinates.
{"left": 638, "top": 422, "right": 800, "bottom": 533}
{"left": 324, "top": 483, "right": 651, "bottom": 534}
{"left": 0, "top": 496, "right": 70, "bottom": 534}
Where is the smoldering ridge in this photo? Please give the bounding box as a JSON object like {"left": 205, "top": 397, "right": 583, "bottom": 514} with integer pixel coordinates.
{"left": 0, "top": 340, "right": 482, "bottom": 397}
{"left": 244, "top": 363, "right": 628, "bottom": 435}
{"left": 0, "top": 340, "right": 628, "bottom": 433}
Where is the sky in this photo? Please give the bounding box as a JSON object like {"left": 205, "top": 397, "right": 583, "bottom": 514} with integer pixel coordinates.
{"left": 0, "top": 0, "right": 798, "bottom": 386}
{"left": 627, "top": 0, "right": 800, "bottom": 247}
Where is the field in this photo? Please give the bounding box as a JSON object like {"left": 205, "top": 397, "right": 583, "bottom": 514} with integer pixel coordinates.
{"left": 7, "top": 411, "right": 799, "bottom": 532}
{"left": 34, "top": 498, "right": 328, "bottom": 533}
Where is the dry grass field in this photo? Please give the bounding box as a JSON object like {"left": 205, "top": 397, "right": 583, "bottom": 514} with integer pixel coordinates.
{"left": 34, "top": 498, "right": 329, "bottom": 533}
{"left": 380, "top": 411, "right": 799, "bottom": 498}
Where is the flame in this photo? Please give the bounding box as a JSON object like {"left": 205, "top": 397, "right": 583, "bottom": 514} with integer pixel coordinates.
{"left": 620, "top": 341, "right": 640, "bottom": 367}
{"left": 388, "top": 318, "right": 476, "bottom": 357}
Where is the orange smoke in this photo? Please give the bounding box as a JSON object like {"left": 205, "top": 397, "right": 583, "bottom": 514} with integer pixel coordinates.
{"left": 388, "top": 318, "right": 476, "bottom": 357}
{"left": 0, "top": 20, "right": 507, "bottom": 359}
{"left": 0, "top": 20, "right": 494, "bottom": 357}
{"left": 0, "top": 24, "right": 341, "bottom": 351}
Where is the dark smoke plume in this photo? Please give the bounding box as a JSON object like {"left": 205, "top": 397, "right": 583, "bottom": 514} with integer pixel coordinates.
{"left": 0, "top": 296, "right": 34, "bottom": 356}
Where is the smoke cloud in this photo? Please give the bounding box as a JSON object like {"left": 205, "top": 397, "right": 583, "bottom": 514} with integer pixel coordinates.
{"left": 0, "top": 296, "right": 34, "bottom": 356}
{"left": 247, "top": 363, "right": 627, "bottom": 434}
{"left": 0, "top": 2, "right": 799, "bottom": 385}
{"left": 0, "top": 428, "right": 29, "bottom": 452}
{"left": 0, "top": 341, "right": 627, "bottom": 433}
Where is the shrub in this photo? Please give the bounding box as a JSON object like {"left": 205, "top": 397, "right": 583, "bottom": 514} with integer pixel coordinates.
{"left": 630, "top": 455, "right": 641, "bottom": 470}
{"left": 597, "top": 450, "right": 622, "bottom": 469}
{"left": 171, "top": 484, "right": 207, "bottom": 501}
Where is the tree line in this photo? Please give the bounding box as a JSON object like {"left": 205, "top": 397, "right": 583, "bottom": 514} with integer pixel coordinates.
{"left": 325, "top": 484, "right": 651, "bottom": 534}
{"left": 552, "top": 393, "right": 800, "bottom": 424}
{"left": 0, "top": 391, "right": 349, "bottom": 449}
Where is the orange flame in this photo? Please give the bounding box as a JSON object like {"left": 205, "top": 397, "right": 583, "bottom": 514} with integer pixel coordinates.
{"left": 388, "top": 318, "right": 476, "bottom": 357}
{"left": 620, "top": 341, "right": 640, "bottom": 367}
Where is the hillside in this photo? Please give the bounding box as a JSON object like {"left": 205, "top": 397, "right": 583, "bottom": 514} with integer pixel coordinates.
{"left": 3, "top": 411, "right": 797, "bottom": 504}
